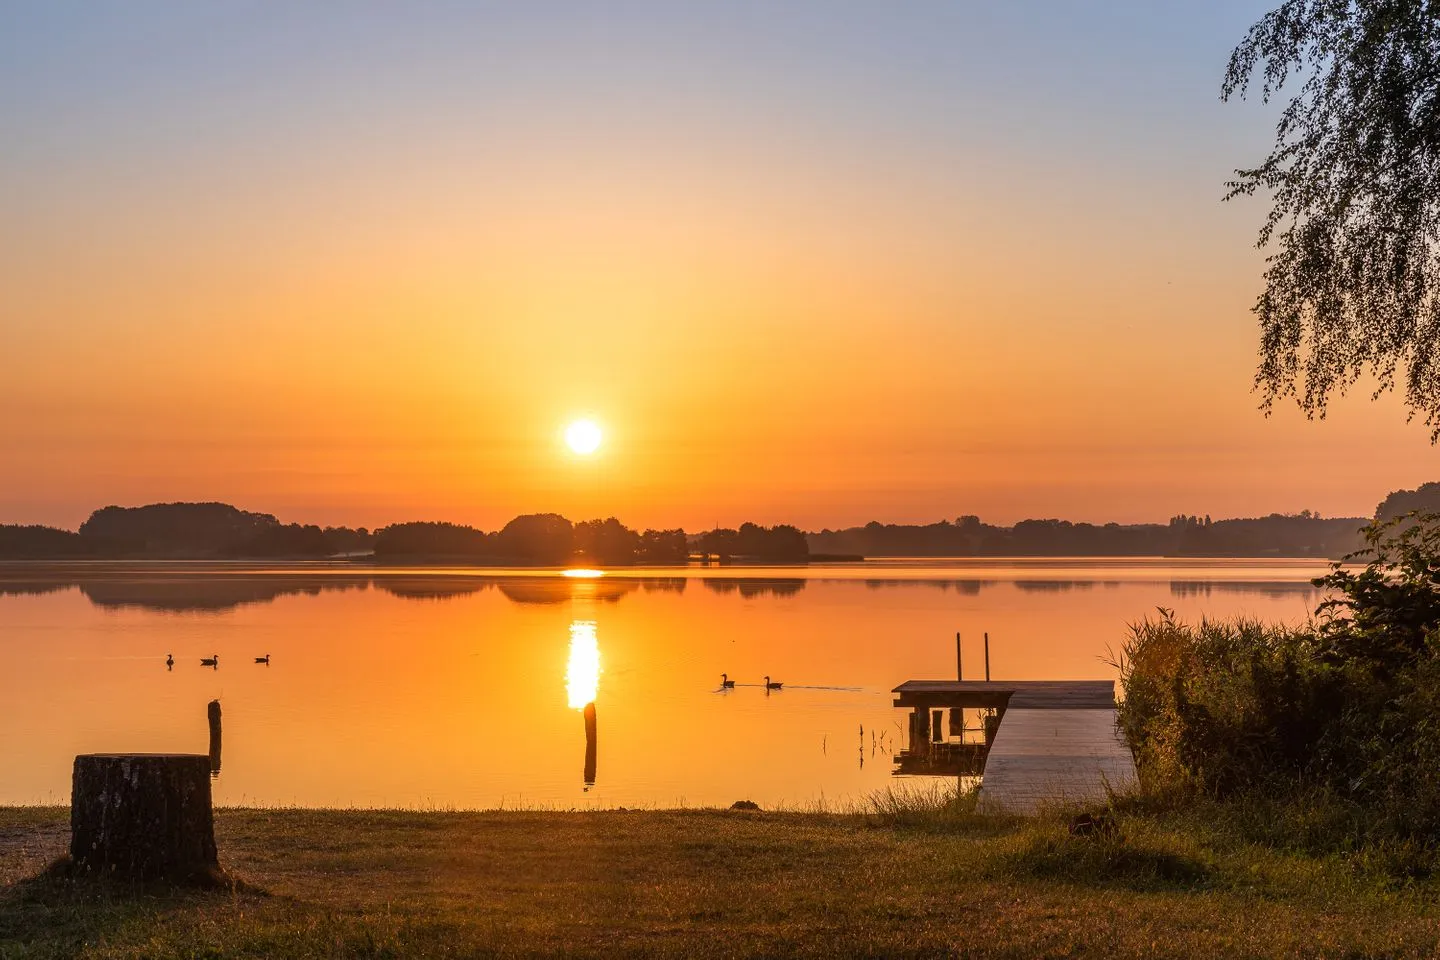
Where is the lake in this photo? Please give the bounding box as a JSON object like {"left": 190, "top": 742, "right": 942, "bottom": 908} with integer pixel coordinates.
{"left": 0, "top": 559, "right": 1327, "bottom": 809}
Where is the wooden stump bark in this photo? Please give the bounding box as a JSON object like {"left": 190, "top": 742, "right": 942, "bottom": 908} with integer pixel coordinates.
{"left": 70, "top": 754, "right": 218, "bottom": 881}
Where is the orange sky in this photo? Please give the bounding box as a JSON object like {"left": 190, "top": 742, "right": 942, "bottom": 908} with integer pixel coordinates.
{"left": 2, "top": 3, "right": 1435, "bottom": 531}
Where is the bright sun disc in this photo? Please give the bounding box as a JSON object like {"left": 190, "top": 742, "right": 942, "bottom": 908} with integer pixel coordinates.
{"left": 565, "top": 419, "right": 603, "bottom": 455}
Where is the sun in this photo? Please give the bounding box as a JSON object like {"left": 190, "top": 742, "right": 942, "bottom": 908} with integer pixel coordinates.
{"left": 564, "top": 419, "right": 603, "bottom": 455}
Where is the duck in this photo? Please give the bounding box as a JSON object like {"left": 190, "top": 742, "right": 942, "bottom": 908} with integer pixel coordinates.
{"left": 764, "top": 675, "right": 783, "bottom": 690}
{"left": 720, "top": 673, "right": 735, "bottom": 688}
{"left": 254, "top": 654, "right": 270, "bottom": 665}
{"left": 165, "top": 654, "right": 174, "bottom": 669}
{"left": 200, "top": 654, "right": 219, "bottom": 668}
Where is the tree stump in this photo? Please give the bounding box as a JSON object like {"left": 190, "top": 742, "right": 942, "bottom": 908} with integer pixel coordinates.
{"left": 70, "top": 754, "right": 219, "bottom": 881}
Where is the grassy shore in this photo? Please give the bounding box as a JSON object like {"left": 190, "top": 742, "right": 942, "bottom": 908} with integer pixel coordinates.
{"left": 2, "top": 803, "right": 1439, "bottom": 958}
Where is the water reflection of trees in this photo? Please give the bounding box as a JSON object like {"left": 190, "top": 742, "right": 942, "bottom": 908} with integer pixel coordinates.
{"left": 1013, "top": 580, "right": 1098, "bottom": 593}
{"left": 1169, "top": 581, "right": 1321, "bottom": 600}
{"left": 862, "top": 579, "right": 987, "bottom": 595}
{"left": 0, "top": 572, "right": 1330, "bottom": 613}
{"left": 0, "top": 573, "right": 686, "bottom": 611}
{"left": 701, "top": 579, "right": 806, "bottom": 599}
{"left": 376, "top": 579, "right": 494, "bottom": 601}
{"left": 0, "top": 581, "right": 73, "bottom": 598}
{"left": 497, "top": 578, "right": 642, "bottom": 605}
{"left": 78, "top": 577, "right": 372, "bottom": 613}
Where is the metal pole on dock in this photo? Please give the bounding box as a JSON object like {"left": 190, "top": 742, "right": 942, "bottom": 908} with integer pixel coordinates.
{"left": 955, "top": 632, "right": 962, "bottom": 681}
{"left": 984, "top": 632, "right": 991, "bottom": 682}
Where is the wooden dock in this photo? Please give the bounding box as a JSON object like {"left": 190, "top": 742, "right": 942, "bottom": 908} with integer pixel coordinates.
{"left": 891, "top": 679, "right": 1136, "bottom": 814}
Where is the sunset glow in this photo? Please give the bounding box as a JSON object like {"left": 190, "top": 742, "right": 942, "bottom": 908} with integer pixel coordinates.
{"left": 7, "top": 4, "right": 1440, "bottom": 950}
{"left": 0, "top": 3, "right": 1434, "bottom": 532}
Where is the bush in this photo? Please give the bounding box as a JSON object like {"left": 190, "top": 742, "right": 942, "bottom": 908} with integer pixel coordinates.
{"left": 1115, "top": 514, "right": 1440, "bottom": 861}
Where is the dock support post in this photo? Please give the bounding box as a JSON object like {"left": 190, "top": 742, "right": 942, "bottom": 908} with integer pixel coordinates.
{"left": 909, "top": 708, "right": 931, "bottom": 755}
{"left": 955, "top": 632, "right": 962, "bottom": 680}
{"left": 984, "top": 632, "right": 991, "bottom": 682}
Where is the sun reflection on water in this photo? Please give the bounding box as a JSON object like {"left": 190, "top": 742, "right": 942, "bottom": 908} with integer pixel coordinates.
{"left": 566, "top": 620, "right": 600, "bottom": 710}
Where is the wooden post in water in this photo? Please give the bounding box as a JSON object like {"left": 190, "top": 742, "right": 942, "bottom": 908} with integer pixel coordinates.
{"left": 955, "top": 631, "right": 962, "bottom": 681}
{"left": 582, "top": 702, "right": 597, "bottom": 788}
{"left": 207, "top": 700, "right": 222, "bottom": 778}
{"left": 984, "top": 632, "right": 991, "bottom": 682}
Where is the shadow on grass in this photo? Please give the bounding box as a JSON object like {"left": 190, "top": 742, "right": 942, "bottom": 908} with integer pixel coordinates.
{"left": 987, "top": 825, "right": 1214, "bottom": 892}
{"left": 0, "top": 857, "right": 269, "bottom": 956}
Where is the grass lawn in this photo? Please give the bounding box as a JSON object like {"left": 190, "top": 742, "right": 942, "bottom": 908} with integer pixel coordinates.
{"left": 2, "top": 804, "right": 1438, "bottom": 958}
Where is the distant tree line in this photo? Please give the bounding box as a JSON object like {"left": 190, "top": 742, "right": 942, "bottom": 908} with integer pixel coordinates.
{"left": 0, "top": 503, "right": 375, "bottom": 560}
{"left": 373, "top": 514, "right": 690, "bottom": 565}
{"left": 5, "top": 488, "right": 1437, "bottom": 562}
{"left": 695, "top": 523, "right": 809, "bottom": 563}
{"left": 807, "top": 510, "right": 1368, "bottom": 560}
{"left": 1375, "top": 482, "right": 1440, "bottom": 524}
{"left": 0, "top": 503, "right": 696, "bottom": 565}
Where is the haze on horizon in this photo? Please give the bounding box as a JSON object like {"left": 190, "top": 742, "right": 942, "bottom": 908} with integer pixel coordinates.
{"left": 2, "top": 1, "right": 1435, "bottom": 533}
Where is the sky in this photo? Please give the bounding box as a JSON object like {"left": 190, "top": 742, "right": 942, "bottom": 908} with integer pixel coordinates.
{"left": 1, "top": 1, "right": 1435, "bottom": 532}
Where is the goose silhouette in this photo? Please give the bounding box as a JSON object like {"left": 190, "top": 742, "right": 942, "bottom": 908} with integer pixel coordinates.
{"left": 200, "top": 654, "right": 219, "bottom": 668}
{"left": 255, "top": 654, "right": 270, "bottom": 665}
{"left": 720, "top": 673, "right": 735, "bottom": 688}
{"left": 764, "top": 675, "right": 783, "bottom": 690}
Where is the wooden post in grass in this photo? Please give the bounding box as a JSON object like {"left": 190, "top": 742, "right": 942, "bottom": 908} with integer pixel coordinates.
{"left": 207, "top": 700, "right": 222, "bottom": 777}
{"left": 70, "top": 754, "right": 219, "bottom": 881}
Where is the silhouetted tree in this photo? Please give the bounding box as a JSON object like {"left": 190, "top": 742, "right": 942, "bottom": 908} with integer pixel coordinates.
{"left": 0, "top": 525, "right": 88, "bottom": 558}
{"left": 495, "top": 513, "right": 574, "bottom": 565}
{"left": 78, "top": 502, "right": 278, "bottom": 557}
{"left": 1224, "top": 2, "right": 1440, "bottom": 437}
{"left": 226, "top": 523, "right": 331, "bottom": 557}
{"left": 1376, "top": 481, "right": 1440, "bottom": 522}
{"left": 374, "top": 521, "right": 492, "bottom": 558}
{"left": 636, "top": 528, "right": 688, "bottom": 564}
{"left": 322, "top": 525, "right": 374, "bottom": 555}
{"left": 572, "top": 518, "right": 642, "bottom": 565}
{"left": 697, "top": 527, "right": 740, "bottom": 559}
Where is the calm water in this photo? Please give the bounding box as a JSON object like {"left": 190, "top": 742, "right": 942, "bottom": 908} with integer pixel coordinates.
{"left": 0, "top": 560, "right": 1327, "bottom": 809}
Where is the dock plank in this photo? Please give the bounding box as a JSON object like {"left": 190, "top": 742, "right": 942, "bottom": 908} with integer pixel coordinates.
{"left": 893, "top": 679, "right": 1118, "bottom": 710}
{"left": 976, "top": 708, "right": 1136, "bottom": 814}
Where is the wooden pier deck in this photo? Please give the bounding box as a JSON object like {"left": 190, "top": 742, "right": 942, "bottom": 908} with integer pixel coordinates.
{"left": 892, "top": 680, "right": 1136, "bottom": 815}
